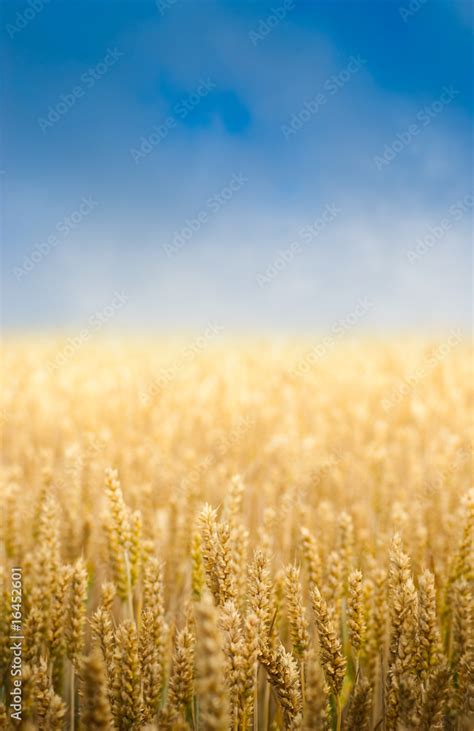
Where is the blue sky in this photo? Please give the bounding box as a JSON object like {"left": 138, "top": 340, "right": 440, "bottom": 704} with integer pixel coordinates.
{"left": 1, "top": 0, "right": 472, "bottom": 332}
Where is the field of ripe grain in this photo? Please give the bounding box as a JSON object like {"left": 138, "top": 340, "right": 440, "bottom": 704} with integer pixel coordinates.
{"left": 0, "top": 338, "right": 472, "bottom": 730}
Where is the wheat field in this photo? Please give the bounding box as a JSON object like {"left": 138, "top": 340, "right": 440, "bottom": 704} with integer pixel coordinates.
{"left": 0, "top": 338, "right": 472, "bottom": 730}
